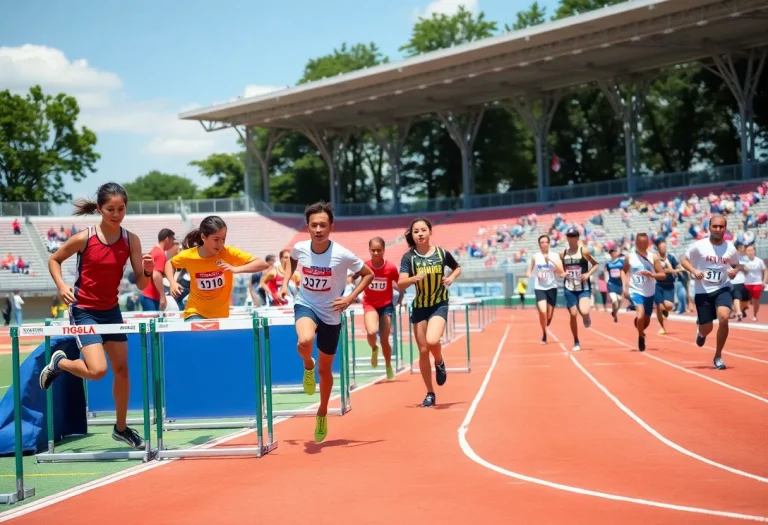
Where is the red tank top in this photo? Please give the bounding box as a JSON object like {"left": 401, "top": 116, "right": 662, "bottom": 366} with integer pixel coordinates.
{"left": 74, "top": 226, "right": 131, "bottom": 310}
{"left": 267, "top": 267, "right": 287, "bottom": 306}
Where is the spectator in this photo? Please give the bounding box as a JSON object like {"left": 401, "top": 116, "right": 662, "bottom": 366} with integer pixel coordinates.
{"left": 140, "top": 228, "right": 176, "bottom": 311}
{"left": 12, "top": 290, "right": 23, "bottom": 326}
{"left": 250, "top": 254, "right": 273, "bottom": 306}
{"left": 12, "top": 218, "right": 21, "bottom": 235}
{"left": 2, "top": 296, "right": 10, "bottom": 326}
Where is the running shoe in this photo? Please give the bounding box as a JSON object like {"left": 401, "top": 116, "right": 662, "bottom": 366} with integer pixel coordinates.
{"left": 612, "top": 310, "right": 618, "bottom": 323}
{"left": 713, "top": 356, "right": 727, "bottom": 370}
{"left": 386, "top": 364, "right": 394, "bottom": 380}
{"left": 572, "top": 342, "right": 581, "bottom": 352}
{"left": 314, "top": 415, "right": 327, "bottom": 443}
{"left": 112, "top": 425, "right": 144, "bottom": 449}
{"left": 435, "top": 358, "right": 447, "bottom": 386}
{"left": 658, "top": 327, "right": 666, "bottom": 335}
{"left": 370, "top": 346, "right": 379, "bottom": 368}
{"left": 421, "top": 392, "right": 436, "bottom": 407}
{"left": 541, "top": 333, "right": 547, "bottom": 345}
{"left": 639, "top": 336, "right": 646, "bottom": 352}
{"left": 303, "top": 358, "right": 316, "bottom": 395}
{"left": 695, "top": 332, "right": 706, "bottom": 347}
{"left": 39, "top": 350, "right": 66, "bottom": 390}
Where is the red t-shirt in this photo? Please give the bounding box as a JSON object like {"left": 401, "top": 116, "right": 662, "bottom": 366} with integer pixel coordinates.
{"left": 141, "top": 246, "right": 167, "bottom": 301}
{"left": 362, "top": 260, "right": 400, "bottom": 308}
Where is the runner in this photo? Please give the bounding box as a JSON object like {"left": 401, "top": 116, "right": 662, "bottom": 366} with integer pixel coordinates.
{"left": 39, "top": 182, "right": 154, "bottom": 449}
{"left": 653, "top": 238, "right": 681, "bottom": 335}
{"left": 622, "top": 233, "right": 666, "bottom": 351}
{"left": 165, "top": 215, "right": 270, "bottom": 321}
{"left": 605, "top": 248, "right": 624, "bottom": 322}
{"left": 560, "top": 227, "right": 599, "bottom": 351}
{"left": 742, "top": 243, "right": 767, "bottom": 322}
{"left": 680, "top": 214, "right": 741, "bottom": 370}
{"left": 361, "top": 237, "right": 402, "bottom": 380}
{"left": 398, "top": 217, "right": 461, "bottom": 408}
{"left": 280, "top": 202, "right": 374, "bottom": 442}
{"left": 261, "top": 249, "right": 300, "bottom": 306}
{"left": 730, "top": 242, "right": 749, "bottom": 321}
{"left": 526, "top": 235, "right": 564, "bottom": 344}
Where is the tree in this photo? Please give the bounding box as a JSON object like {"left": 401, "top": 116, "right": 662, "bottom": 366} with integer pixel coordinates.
{"left": 123, "top": 170, "right": 198, "bottom": 201}
{"left": 400, "top": 6, "right": 497, "bottom": 55}
{"left": 0, "top": 85, "right": 99, "bottom": 203}
{"left": 190, "top": 153, "right": 245, "bottom": 199}
{"left": 506, "top": 1, "right": 547, "bottom": 32}
{"left": 300, "top": 43, "right": 388, "bottom": 84}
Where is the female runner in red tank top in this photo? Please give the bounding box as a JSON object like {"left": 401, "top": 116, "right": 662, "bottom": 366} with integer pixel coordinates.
{"left": 362, "top": 237, "right": 402, "bottom": 380}
{"left": 261, "top": 249, "right": 299, "bottom": 306}
{"left": 39, "top": 183, "right": 154, "bottom": 449}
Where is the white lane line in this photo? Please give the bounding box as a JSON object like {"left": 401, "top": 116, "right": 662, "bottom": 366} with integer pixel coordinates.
{"left": 457, "top": 324, "right": 768, "bottom": 522}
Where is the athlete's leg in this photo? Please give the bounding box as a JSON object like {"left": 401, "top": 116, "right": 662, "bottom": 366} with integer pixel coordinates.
{"left": 103, "top": 341, "right": 130, "bottom": 431}
{"left": 425, "top": 315, "right": 447, "bottom": 368}
{"left": 313, "top": 321, "right": 342, "bottom": 442}
{"left": 295, "top": 315, "right": 319, "bottom": 395}
{"left": 714, "top": 305, "right": 731, "bottom": 366}
{"left": 378, "top": 312, "right": 393, "bottom": 369}
{"left": 536, "top": 299, "right": 548, "bottom": 342}
{"left": 751, "top": 288, "right": 762, "bottom": 320}
{"left": 568, "top": 306, "right": 579, "bottom": 346}
{"left": 363, "top": 310, "right": 380, "bottom": 367}
{"left": 315, "top": 351, "right": 335, "bottom": 418}
{"left": 412, "top": 320, "right": 434, "bottom": 397}
{"left": 56, "top": 344, "right": 108, "bottom": 380}
{"left": 577, "top": 294, "right": 592, "bottom": 328}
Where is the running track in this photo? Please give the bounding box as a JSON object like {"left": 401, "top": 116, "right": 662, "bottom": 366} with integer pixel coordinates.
{"left": 2, "top": 310, "right": 767, "bottom": 524}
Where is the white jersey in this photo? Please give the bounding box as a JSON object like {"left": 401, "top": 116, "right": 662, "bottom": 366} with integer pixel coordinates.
{"left": 291, "top": 240, "right": 363, "bottom": 325}
{"left": 627, "top": 251, "right": 657, "bottom": 298}
{"left": 743, "top": 257, "right": 766, "bottom": 285}
{"left": 532, "top": 252, "right": 557, "bottom": 290}
{"left": 731, "top": 256, "right": 748, "bottom": 285}
{"left": 684, "top": 239, "right": 739, "bottom": 295}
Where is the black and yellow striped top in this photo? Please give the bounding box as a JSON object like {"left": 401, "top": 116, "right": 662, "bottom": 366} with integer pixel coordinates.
{"left": 400, "top": 247, "right": 459, "bottom": 309}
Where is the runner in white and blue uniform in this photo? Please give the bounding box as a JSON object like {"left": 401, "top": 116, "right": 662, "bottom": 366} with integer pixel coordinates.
{"left": 730, "top": 242, "right": 749, "bottom": 321}
{"left": 622, "top": 233, "right": 666, "bottom": 352}
{"left": 653, "top": 238, "right": 681, "bottom": 335}
{"left": 605, "top": 248, "right": 625, "bottom": 323}
{"left": 680, "top": 214, "right": 741, "bottom": 370}
{"left": 527, "top": 235, "right": 565, "bottom": 345}
{"left": 560, "top": 227, "right": 599, "bottom": 352}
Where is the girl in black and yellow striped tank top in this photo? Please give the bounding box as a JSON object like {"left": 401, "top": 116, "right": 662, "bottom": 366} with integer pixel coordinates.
{"left": 398, "top": 217, "right": 461, "bottom": 408}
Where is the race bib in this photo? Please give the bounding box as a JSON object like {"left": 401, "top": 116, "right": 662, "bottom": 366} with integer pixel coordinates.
{"left": 369, "top": 278, "right": 388, "bottom": 291}
{"left": 537, "top": 270, "right": 553, "bottom": 281}
{"left": 302, "top": 266, "right": 332, "bottom": 292}
{"left": 195, "top": 271, "right": 225, "bottom": 290}
{"left": 633, "top": 275, "right": 646, "bottom": 285}
{"left": 566, "top": 268, "right": 582, "bottom": 281}
{"left": 704, "top": 268, "right": 723, "bottom": 283}
{"left": 609, "top": 269, "right": 621, "bottom": 279}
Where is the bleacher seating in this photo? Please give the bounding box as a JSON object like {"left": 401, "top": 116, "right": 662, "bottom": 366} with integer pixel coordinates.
{"left": 0, "top": 219, "right": 48, "bottom": 292}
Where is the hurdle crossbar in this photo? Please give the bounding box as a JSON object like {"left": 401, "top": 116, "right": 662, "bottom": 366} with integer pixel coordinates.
{"left": 151, "top": 316, "right": 277, "bottom": 459}
{"left": 347, "top": 308, "right": 402, "bottom": 389}
{"left": 26, "top": 322, "right": 154, "bottom": 463}
{"left": 409, "top": 303, "right": 472, "bottom": 375}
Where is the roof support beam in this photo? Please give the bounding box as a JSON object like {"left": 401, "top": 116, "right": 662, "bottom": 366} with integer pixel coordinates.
{"left": 438, "top": 108, "right": 485, "bottom": 209}
{"left": 300, "top": 128, "right": 351, "bottom": 212}
{"left": 235, "top": 126, "right": 286, "bottom": 207}
{"left": 508, "top": 92, "right": 561, "bottom": 202}
{"left": 368, "top": 120, "right": 412, "bottom": 215}
{"left": 704, "top": 47, "right": 767, "bottom": 179}
{"left": 598, "top": 76, "right": 652, "bottom": 194}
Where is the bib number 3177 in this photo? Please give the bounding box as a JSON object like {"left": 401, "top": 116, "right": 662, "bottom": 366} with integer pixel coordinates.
{"left": 303, "top": 276, "right": 329, "bottom": 291}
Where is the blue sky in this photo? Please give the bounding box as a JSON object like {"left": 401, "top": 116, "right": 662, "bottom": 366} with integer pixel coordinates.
{"left": 0, "top": 0, "right": 560, "bottom": 202}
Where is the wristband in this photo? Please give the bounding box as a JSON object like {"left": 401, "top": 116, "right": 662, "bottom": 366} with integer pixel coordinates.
{"left": 143, "top": 270, "right": 152, "bottom": 277}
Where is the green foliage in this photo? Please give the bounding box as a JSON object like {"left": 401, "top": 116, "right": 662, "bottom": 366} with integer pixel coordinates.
{"left": 123, "top": 170, "right": 198, "bottom": 201}
{"left": 300, "top": 43, "right": 388, "bottom": 84}
{"left": 400, "top": 6, "right": 496, "bottom": 56}
{"left": 190, "top": 153, "right": 246, "bottom": 199}
{"left": 0, "top": 85, "right": 99, "bottom": 204}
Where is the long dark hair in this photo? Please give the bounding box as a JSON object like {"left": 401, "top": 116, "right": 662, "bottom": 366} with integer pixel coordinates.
{"left": 405, "top": 217, "right": 432, "bottom": 250}
{"left": 73, "top": 183, "right": 128, "bottom": 216}
{"left": 183, "top": 216, "right": 227, "bottom": 249}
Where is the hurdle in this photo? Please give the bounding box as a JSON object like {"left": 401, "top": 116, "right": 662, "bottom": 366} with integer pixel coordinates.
{"left": 266, "top": 312, "right": 353, "bottom": 417}
{"left": 1, "top": 327, "right": 36, "bottom": 504}
{"left": 347, "top": 307, "right": 404, "bottom": 389}
{"left": 408, "top": 303, "right": 472, "bottom": 374}
{"left": 28, "top": 323, "right": 154, "bottom": 463}
{"left": 151, "top": 316, "right": 277, "bottom": 458}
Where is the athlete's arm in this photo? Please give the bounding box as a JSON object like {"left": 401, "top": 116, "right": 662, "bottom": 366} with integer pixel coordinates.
{"left": 223, "top": 256, "right": 270, "bottom": 275}
{"left": 680, "top": 245, "right": 703, "bottom": 280}
{"left": 48, "top": 230, "right": 88, "bottom": 305}
{"left": 260, "top": 268, "right": 276, "bottom": 293}
{"left": 583, "top": 251, "right": 600, "bottom": 281}
{"left": 443, "top": 250, "right": 461, "bottom": 287}
{"left": 280, "top": 250, "right": 299, "bottom": 299}
{"left": 165, "top": 259, "right": 183, "bottom": 298}
{"left": 620, "top": 257, "right": 630, "bottom": 297}
{"left": 128, "top": 232, "right": 154, "bottom": 290}
{"left": 650, "top": 257, "right": 666, "bottom": 280}
{"left": 345, "top": 264, "right": 374, "bottom": 303}
{"left": 727, "top": 250, "right": 742, "bottom": 279}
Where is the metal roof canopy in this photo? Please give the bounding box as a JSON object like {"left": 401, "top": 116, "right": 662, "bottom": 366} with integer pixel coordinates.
{"left": 180, "top": 0, "right": 768, "bottom": 131}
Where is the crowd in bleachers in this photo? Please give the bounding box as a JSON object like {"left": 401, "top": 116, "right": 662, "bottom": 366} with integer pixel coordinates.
{"left": 44, "top": 224, "right": 80, "bottom": 253}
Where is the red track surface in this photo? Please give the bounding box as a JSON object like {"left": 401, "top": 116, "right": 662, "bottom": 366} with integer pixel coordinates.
{"left": 4, "top": 309, "right": 768, "bottom": 524}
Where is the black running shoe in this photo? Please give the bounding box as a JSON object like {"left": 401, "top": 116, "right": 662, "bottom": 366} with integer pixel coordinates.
{"left": 435, "top": 359, "right": 447, "bottom": 386}
{"left": 541, "top": 333, "right": 547, "bottom": 344}
{"left": 639, "top": 336, "right": 646, "bottom": 352}
{"left": 39, "top": 350, "right": 67, "bottom": 390}
{"left": 696, "top": 332, "right": 706, "bottom": 347}
{"left": 612, "top": 311, "right": 618, "bottom": 323}
{"left": 421, "top": 392, "right": 436, "bottom": 407}
{"left": 112, "top": 425, "right": 144, "bottom": 449}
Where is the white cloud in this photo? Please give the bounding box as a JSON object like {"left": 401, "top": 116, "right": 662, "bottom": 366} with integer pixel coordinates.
{"left": 412, "top": 0, "right": 478, "bottom": 20}
{"left": 0, "top": 44, "right": 237, "bottom": 159}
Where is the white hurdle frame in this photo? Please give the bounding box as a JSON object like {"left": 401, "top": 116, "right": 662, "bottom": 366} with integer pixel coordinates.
{"left": 408, "top": 303, "right": 473, "bottom": 375}
{"left": 25, "top": 323, "right": 154, "bottom": 463}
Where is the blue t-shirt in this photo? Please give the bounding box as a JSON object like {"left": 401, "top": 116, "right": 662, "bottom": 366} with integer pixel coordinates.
{"left": 606, "top": 258, "right": 624, "bottom": 287}
{"left": 657, "top": 253, "right": 678, "bottom": 289}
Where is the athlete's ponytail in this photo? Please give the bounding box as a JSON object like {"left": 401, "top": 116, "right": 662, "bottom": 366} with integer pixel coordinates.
{"left": 73, "top": 182, "right": 128, "bottom": 216}
{"left": 183, "top": 215, "right": 227, "bottom": 249}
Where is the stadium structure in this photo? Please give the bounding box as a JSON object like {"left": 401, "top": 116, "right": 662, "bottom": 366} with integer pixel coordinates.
{"left": 2, "top": 0, "right": 767, "bottom": 321}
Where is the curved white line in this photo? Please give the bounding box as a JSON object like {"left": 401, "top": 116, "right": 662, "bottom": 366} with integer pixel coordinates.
{"left": 591, "top": 328, "right": 768, "bottom": 405}
{"left": 458, "top": 325, "right": 768, "bottom": 522}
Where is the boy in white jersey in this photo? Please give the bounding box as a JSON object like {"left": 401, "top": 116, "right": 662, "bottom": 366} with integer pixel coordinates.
{"left": 622, "top": 233, "right": 666, "bottom": 352}
{"left": 280, "top": 201, "right": 374, "bottom": 442}
{"left": 680, "top": 215, "right": 741, "bottom": 370}
{"left": 526, "top": 234, "right": 565, "bottom": 344}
